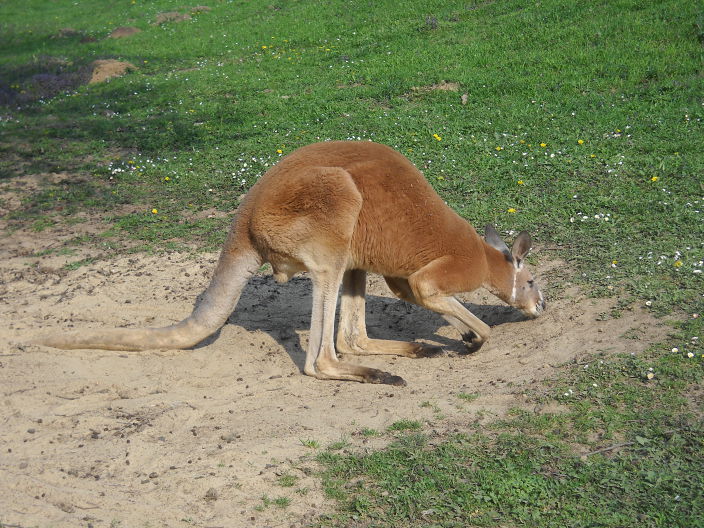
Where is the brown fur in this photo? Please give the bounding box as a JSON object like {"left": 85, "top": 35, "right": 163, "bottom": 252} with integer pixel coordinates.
{"left": 36, "top": 141, "right": 545, "bottom": 385}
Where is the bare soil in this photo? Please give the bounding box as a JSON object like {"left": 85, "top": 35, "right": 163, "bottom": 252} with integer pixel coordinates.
{"left": 0, "top": 207, "right": 667, "bottom": 527}
{"left": 107, "top": 27, "right": 142, "bottom": 39}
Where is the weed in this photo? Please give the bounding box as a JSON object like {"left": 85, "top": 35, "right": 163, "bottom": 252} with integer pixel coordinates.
{"left": 255, "top": 495, "right": 291, "bottom": 510}
{"left": 387, "top": 419, "right": 422, "bottom": 432}
{"left": 63, "top": 257, "right": 95, "bottom": 271}
{"left": 327, "top": 438, "right": 350, "bottom": 451}
{"left": 277, "top": 473, "right": 298, "bottom": 488}
{"left": 273, "top": 496, "right": 291, "bottom": 508}
{"left": 456, "top": 392, "right": 480, "bottom": 402}
{"left": 359, "top": 428, "right": 381, "bottom": 437}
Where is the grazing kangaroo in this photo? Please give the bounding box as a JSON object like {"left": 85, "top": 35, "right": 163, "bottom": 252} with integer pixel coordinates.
{"left": 37, "top": 141, "right": 545, "bottom": 386}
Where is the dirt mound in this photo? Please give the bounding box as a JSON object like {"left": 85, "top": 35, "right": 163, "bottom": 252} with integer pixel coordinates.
{"left": 412, "top": 80, "right": 460, "bottom": 92}
{"left": 0, "top": 57, "right": 136, "bottom": 106}
{"left": 108, "top": 26, "right": 141, "bottom": 39}
{"left": 88, "top": 59, "right": 137, "bottom": 84}
{"left": 153, "top": 6, "right": 211, "bottom": 25}
{"left": 153, "top": 11, "right": 192, "bottom": 25}
{"left": 0, "top": 210, "right": 667, "bottom": 526}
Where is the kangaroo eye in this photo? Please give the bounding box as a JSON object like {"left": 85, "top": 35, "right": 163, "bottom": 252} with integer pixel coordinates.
{"left": 528, "top": 280, "right": 535, "bottom": 286}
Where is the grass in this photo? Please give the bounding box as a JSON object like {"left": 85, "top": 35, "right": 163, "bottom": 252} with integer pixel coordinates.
{"left": 319, "top": 346, "right": 704, "bottom": 527}
{"left": 1, "top": 0, "right": 702, "bottom": 526}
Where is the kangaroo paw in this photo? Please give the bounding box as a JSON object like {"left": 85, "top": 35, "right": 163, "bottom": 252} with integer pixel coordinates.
{"left": 461, "top": 332, "right": 484, "bottom": 353}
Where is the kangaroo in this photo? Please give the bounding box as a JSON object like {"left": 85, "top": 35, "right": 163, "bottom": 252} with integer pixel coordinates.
{"left": 36, "top": 141, "right": 545, "bottom": 386}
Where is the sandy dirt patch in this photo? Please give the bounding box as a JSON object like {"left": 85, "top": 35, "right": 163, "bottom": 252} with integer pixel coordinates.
{"left": 88, "top": 60, "right": 137, "bottom": 85}
{"left": 0, "top": 215, "right": 666, "bottom": 526}
{"left": 108, "top": 27, "right": 142, "bottom": 39}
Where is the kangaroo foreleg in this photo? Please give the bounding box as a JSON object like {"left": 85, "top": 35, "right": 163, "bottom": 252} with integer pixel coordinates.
{"left": 408, "top": 257, "right": 491, "bottom": 352}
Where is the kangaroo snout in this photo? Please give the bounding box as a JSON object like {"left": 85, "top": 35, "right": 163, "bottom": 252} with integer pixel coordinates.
{"left": 524, "top": 297, "right": 546, "bottom": 319}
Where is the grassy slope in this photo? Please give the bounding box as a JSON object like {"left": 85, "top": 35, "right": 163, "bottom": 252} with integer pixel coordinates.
{"left": 1, "top": 0, "right": 702, "bottom": 526}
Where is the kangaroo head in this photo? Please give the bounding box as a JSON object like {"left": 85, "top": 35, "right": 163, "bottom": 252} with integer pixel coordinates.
{"left": 484, "top": 225, "right": 545, "bottom": 318}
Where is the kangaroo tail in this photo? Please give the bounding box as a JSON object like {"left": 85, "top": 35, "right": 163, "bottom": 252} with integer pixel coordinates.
{"left": 35, "top": 242, "right": 262, "bottom": 351}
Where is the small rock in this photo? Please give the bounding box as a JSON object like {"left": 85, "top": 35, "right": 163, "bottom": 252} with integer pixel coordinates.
{"left": 204, "top": 487, "right": 218, "bottom": 501}
{"left": 27, "top": 428, "right": 36, "bottom": 434}
{"left": 149, "top": 472, "right": 158, "bottom": 479}
{"left": 220, "top": 432, "right": 238, "bottom": 443}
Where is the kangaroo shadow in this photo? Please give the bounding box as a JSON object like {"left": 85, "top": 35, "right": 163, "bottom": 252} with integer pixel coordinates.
{"left": 197, "top": 274, "right": 529, "bottom": 372}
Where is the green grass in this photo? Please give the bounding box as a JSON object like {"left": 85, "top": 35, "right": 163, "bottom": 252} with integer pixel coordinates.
{"left": 1, "top": 0, "right": 702, "bottom": 526}
{"left": 319, "top": 345, "right": 704, "bottom": 527}
{"left": 457, "top": 392, "right": 480, "bottom": 403}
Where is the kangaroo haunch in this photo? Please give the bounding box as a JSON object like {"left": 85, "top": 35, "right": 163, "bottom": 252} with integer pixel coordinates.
{"left": 36, "top": 141, "right": 546, "bottom": 386}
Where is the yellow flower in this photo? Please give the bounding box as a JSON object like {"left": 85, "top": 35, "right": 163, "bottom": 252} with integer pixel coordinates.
{"left": 519, "top": 139, "right": 525, "bottom": 144}
{"left": 262, "top": 45, "right": 268, "bottom": 49}
{"left": 433, "top": 133, "right": 442, "bottom": 141}
{"left": 507, "top": 208, "right": 517, "bottom": 213}
{"left": 517, "top": 180, "right": 524, "bottom": 185}
{"left": 650, "top": 176, "right": 659, "bottom": 182}
{"left": 540, "top": 142, "right": 547, "bottom": 148}
{"left": 674, "top": 260, "right": 683, "bottom": 267}
{"left": 151, "top": 208, "right": 158, "bottom": 214}
{"left": 164, "top": 176, "right": 170, "bottom": 181}
{"left": 495, "top": 146, "right": 502, "bottom": 151}
{"left": 577, "top": 139, "right": 584, "bottom": 145}
{"left": 276, "top": 149, "right": 283, "bottom": 154}
{"left": 590, "top": 154, "right": 596, "bottom": 158}
{"left": 646, "top": 372, "right": 655, "bottom": 380}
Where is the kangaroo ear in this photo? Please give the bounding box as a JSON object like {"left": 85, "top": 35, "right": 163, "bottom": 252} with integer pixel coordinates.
{"left": 484, "top": 224, "right": 512, "bottom": 261}
{"left": 512, "top": 231, "right": 532, "bottom": 265}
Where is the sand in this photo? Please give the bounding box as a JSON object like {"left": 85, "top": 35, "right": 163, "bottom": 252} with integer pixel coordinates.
{"left": 0, "top": 200, "right": 665, "bottom": 527}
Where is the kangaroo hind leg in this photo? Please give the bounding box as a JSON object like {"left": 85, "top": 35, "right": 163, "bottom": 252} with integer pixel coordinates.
{"left": 279, "top": 167, "right": 405, "bottom": 385}
{"left": 305, "top": 266, "right": 405, "bottom": 386}
{"left": 335, "top": 271, "right": 441, "bottom": 359}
